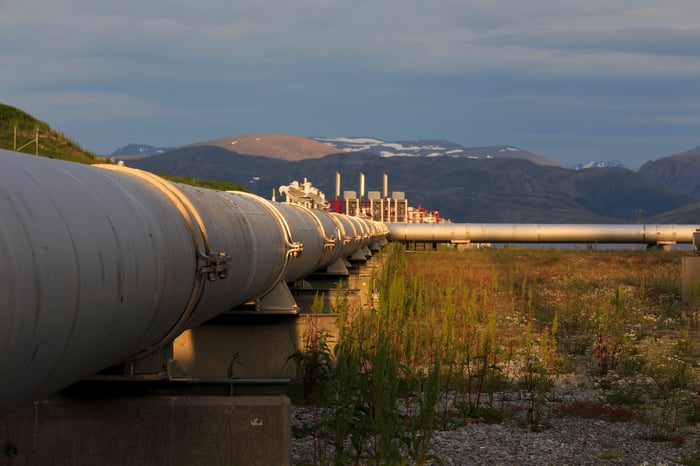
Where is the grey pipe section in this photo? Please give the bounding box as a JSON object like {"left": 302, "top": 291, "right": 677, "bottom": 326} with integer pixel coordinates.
{"left": 387, "top": 223, "right": 700, "bottom": 244}
{"left": 0, "top": 149, "right": 388, "bottom": 416}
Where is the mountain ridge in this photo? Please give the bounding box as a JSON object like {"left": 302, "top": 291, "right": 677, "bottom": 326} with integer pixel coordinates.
{"left": 190, "top": 134, "right": 339, "bottom": 161}
{"left": 311, "top": 136, "right": 564, "bottom": 167}
{"left": 125, "top": 146, "right": 698, "bottom": 224}
{"left": 112, "top": 134, "right": 568, "bottom": 167}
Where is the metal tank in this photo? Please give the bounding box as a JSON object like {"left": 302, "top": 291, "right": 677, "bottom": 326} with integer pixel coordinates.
{"left": 387, "top": 223, "right": 699, "bottom": 245}
{"left": 0, "top": 149, "right": 388, "bottom": 417}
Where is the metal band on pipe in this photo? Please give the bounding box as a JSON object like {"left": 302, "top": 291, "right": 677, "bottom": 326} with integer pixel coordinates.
{"left": 96, "top": 165, "right": 228, "bottom": 359}
{"left": 291, "top": 203, "right": 337, "bottom": 250}
{"left": 228, "top": 191, "right": 303, "bottom": 298}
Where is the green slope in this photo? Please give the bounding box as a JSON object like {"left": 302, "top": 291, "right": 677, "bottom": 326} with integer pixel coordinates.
{"left": 158, "top": 174, "right": 249, "bottom": 192}
{"left": 0, "top": 102, "right": 247, "bottom": 191}
{"left": 0, "top": 103, "right": 102, "bottom": 164}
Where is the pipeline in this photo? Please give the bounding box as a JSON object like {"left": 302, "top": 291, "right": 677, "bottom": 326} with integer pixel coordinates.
{"left": 387, "top": 222, "right": 700, "bottom": 245}
{"left": 0, "top": 149, "right": 388, "bottom": 417}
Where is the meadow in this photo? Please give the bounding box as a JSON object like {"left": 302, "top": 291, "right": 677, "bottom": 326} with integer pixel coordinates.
{"left": 290, "top": 243, "right": 700, "bottom": 465}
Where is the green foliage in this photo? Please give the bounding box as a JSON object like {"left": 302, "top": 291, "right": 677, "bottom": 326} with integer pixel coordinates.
{"left": 158, "top": 173, "right": 249, "bottom": 192}
{"left": 292, "top": 246, "right": 698, "bottom": 463}
{"left": 0, "top": 103, "right": 101, "bottom": 163}
{"left": 287, "top": 296, "right": 335, "bottom": 405}
{"left": 290, "top": 245, "right": 444, "bottom": 464}
{"left": 0, "top": 103, "right": 251, "bottom": 192}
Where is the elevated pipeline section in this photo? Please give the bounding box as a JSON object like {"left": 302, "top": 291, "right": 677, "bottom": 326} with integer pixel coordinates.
{"left": 387, "top": 222, "right": 700, "bottom": 246}
{"left": 2, "top": 146, "right": 698, "bottom": 419}
{"left": 0, "top": 149, "right": 388, "bottom": 417}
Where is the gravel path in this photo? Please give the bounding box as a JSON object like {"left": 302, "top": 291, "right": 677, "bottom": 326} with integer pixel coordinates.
{"left": 291, "top": 376, "right": 700, "bottom": 465}
{"left": 292, "top": 409, "right": 698, "bottom": 465}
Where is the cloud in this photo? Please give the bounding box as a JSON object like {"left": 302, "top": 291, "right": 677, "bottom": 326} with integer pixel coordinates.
{"left": 1, "top": 0, "right": 699, "bottom": 163}
{"left": 3, "top": 0, "right": 699, "bottom": 80}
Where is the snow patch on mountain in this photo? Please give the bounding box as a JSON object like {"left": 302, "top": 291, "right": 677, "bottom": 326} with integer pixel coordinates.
{"left": 311, "top": 136, "right": 525, "bottom": 160}
{"left": 571, "top": 160, "right": 627, "bottom": 170}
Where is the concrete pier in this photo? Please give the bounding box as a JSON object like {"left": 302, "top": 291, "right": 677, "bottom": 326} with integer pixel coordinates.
{"left": 682, "top": 256, "right": 700, "bottom": 310}
{"left": 1, "top": 392, "right": 291, "bottom": 466}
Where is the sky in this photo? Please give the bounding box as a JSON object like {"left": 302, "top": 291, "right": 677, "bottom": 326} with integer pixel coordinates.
{"left": 2, "top": 0, "right": 699, "bottom": 168}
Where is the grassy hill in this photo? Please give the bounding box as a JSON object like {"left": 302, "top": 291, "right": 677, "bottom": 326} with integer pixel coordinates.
{"left": 0, "top": 103, "right": 102, "bottom": 164}
{"left": 0, "top": 103, "right": 247, "bottom": 192}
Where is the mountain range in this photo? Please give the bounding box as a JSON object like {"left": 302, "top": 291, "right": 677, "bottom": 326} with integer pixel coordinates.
{"left": 113, "top": 135, "right": 568, "bottom": 167}
{"left": 8, "top": 101, "right": 698, "bottom": 225}
{"left": 117, "top": 134, "right": 700, "bottom": 224}
{"left": 113, "top": 136, "right": 628, "bottom": 170}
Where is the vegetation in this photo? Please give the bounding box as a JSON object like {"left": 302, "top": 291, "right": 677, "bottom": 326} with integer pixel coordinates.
{"left": 157, "top": 174, "right": 248, "bottom": 192}
{"left": 290, "top": 244, "right": 700, "bottom": 464}
{"left": 0, "top": 103, "right": 102, "bottom": 163}
{"left": 0, "top": 102, "right": 248, "bottom": 192}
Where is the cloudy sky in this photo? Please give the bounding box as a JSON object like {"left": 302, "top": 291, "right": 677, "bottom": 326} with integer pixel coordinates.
{"left": 2, "top": 0, "right": 699, "bottom": 168}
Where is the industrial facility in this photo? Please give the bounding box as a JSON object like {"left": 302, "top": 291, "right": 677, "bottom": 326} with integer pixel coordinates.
{"left": 279, "top": 171, "right": 441, "bottom": 223}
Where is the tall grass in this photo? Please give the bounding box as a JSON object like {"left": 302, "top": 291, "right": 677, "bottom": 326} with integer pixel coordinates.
{"left": 291, "top": 245, "right": 697, "bottom": 462}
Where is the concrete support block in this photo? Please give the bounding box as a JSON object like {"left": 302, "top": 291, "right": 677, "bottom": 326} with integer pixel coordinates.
{"left": 1, "top": 394, "right": 290, "bottom": 466}
{"left": 174, "top": 314, "right": 340, "bottom": 379}
{"left": 681, "top": 256, "right": 700, "bottom": 310}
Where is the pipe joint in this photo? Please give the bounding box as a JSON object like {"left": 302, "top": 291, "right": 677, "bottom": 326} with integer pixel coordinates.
{"left": 199, "top": 251, "right": 232, "bottom": 280}
{"left": 287, "top": 242, "right": 304, "bottom": 258}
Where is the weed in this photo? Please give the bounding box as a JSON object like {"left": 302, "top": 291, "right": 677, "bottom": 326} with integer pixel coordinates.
{"left": 552, "top": 400, "right": 640, "bottom": 422}
{"left": 287, "top": 296, "right": 335, "bottom": 405}
{"left": 290, "top": 246, "right": 697, "bottom": 464}
{"left": 597, "top": 452, "right": 621, "bottom": 460}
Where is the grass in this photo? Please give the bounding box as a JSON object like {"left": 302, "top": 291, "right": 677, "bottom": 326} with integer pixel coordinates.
{"left": 289, "top": 244, "right": 700, "bottom": 464}
{"left": 0, "top": 103, "right": 250, "bottom": 193}
{"left": 0, "top": 103, "right": 103, "bottom": 163}
{"left": 158, "top": 174, "right": 248, "bottom": 192}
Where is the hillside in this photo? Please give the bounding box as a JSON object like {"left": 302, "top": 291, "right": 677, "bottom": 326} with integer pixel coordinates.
{"left": 120, "top": 134, "right": 564, "bottom": 167}
{"left": 648, "top": 199, "right": 700, "bottom": 224}
{"left": 191, "top": 134, "right": 340, "bottom": 161}
{"left": 637, "top": 147, "right": 700, "bottom": 199}
{"left": 126, "top": 147, "right": 694, "bottom": 223}
{"left": 0, "top": 103, "right": 99, "bottom": 163}
{"left": 0, "top": 103, "right": 250, "bottom": 192}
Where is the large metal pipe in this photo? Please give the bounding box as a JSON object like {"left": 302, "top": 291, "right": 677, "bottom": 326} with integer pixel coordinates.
{"left": 0, "top": 149, "right": 388, "bottom": 416}
{"left": 387, "top": 223, "right": 699, "bottom": 245}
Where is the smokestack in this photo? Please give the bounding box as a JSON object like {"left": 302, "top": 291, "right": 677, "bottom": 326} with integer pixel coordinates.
{"left": 359, "top": 171, "right": 365, "bottom": 199}
{"left": 335, "top": 171, "right": 341, "bottom": 200}
{"left": 383, "top": 172, "right": 388, "bottom": 198}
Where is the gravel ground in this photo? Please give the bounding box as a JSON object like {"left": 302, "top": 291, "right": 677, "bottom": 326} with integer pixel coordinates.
{"left": 291, "top": 375, "right": 700, "bottom": 465}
